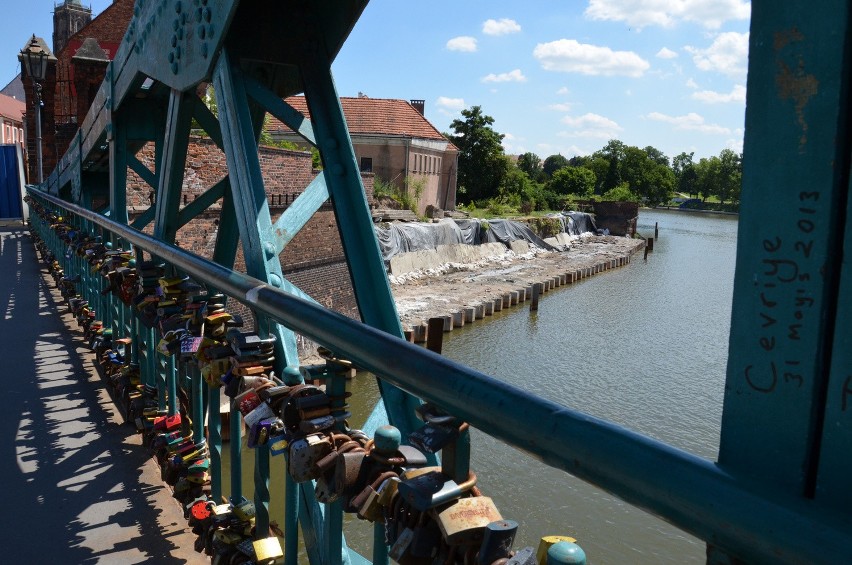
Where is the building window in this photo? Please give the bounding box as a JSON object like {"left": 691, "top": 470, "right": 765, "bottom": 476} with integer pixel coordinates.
{"left": 360, "top": 157, "right": 373, "bottom": 173}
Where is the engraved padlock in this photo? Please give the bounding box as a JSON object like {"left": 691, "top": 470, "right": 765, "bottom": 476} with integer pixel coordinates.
{"left": 288, "top": 433, "right": 333, "bottom": 483}
{"left": 434, "top": 496, "right": 502, "bottom": 546}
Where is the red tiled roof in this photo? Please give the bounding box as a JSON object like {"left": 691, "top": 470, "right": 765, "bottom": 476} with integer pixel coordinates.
{"left": 0, "top": 92, "right": 25, "bottom": 122}
{"left": 270, "top": 96, "right": 451, "bottom": 144}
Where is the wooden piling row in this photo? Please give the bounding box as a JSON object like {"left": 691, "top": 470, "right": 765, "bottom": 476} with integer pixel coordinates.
{"left": 406, "top": 248, "right": 639, "bottom": 343}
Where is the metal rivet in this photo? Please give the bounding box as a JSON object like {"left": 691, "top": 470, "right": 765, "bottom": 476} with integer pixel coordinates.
{"left": 204, "top": 7, "right": 212, "bottom": 22}
{"left": 177, "top": 27, "right": 184, "bottom": 39}
{"left": 175, "top": 0, "right": 182, "bottom": 13}
{"left": 269, "top": 274, "right": 283, "bottom": 288}
{"left": 171, "top": 61, "right": 178, "bottom": 74}
{"left": 198, "top": 25, "right": 206, "bottom": 39}
{"left": 181, "top": 12, "right": 186, "bottom": 24}
{"left": 207, "top": 23, "right": 214, "bottom": 38}
{"left": 201, "top": 42, "right": 208, "bottom": 58}
{"left": 168, "top": 52, "right": 175, "bottom": 63}
{"left": 175, "top": 45, "right": 181, "bottom": 59}
{"left": 173, "top": 18, "right": 179, "bottom": 30}
{"left": 264, "top": 242, "right": 276, "bottom": 258}
{"left": 196, "top": 7, "right": 202, "bottom": 21}
{"left": 171, "top": 35, "right": 177, "bottom": 47}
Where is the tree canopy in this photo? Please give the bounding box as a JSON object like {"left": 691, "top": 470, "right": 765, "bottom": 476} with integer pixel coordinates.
{"left": 445, "top": 104, "right": 742, "bottom": 212}
{"left": 449, "top": 106, "right": 507, "bottom": 203}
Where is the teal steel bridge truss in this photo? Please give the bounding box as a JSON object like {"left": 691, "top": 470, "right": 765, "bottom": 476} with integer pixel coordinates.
{"left": 23, "top": 1, "right": 852, "bottom": 563}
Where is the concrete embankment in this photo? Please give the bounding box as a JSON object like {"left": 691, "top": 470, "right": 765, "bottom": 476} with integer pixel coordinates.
{"left": 390, "top": 235, "right": 645, "bottom": 342}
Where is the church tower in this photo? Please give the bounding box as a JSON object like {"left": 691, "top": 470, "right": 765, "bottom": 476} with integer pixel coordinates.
{"left": 53, "top": 0, "right": 93, "bottom": 54}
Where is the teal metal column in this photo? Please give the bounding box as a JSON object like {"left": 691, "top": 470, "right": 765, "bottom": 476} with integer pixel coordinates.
{"left": 211, "top": 50, "right": 300, "bottom": 367}
{"left": 719, "top": 1, "right": 852, "bottom": 500}
{"left": 300, "top": 45, "right": 423, "bottom": 438}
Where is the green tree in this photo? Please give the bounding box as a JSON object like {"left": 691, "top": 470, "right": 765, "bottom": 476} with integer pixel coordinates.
{"left": 672, "top": 152, "right": 698, "bottom": 198}
{"left": 717, "top": 148, "right": 742, "bottom": 204}
{"left": 548, "top": 166, "right": 596, "bottom": 198}
{"left": 517, "top": 152, "right": 543, "bottom": 179}
{"left": 449, "top": 106, "right": 507, "bottom": 203}
{"left": 643, "top": 145, "right": 669, "bottom": 167}
{"left": 621, "top": 145, "right": 674, "bottom": 206}
{"left": 592, "top": 139, "right": 628, "bottom": 192}
{"left": 542, "top": 154, "right": 570, "bottom": 177}
{"left": 695, "top": 156, "right": 722, "bottom": 202}
{"left": 602, "top": 182, "right": 639, "bottom": 201}
{"left": 585, "top": 156, "right": 611, "bottom": 194}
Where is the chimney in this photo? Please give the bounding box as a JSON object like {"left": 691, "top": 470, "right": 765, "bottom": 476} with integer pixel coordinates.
{"left": 410, "top": 99, "right": 425, "bottom": 116}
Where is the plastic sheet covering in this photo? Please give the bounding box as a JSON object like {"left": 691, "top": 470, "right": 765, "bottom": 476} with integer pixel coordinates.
{"left": 548, "top": 212, "right": 599, "bottom": 235}
{"left": 375, "top": 219, "right": 464, "bottom": 262}
{"left": 374, "top": 215, "right": 597, "bottom": 263}
{"left": 478, "top": 219, "right": 557, "bottom": 251}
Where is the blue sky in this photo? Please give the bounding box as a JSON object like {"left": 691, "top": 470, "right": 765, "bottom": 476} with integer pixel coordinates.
{"left": 2, "top": 1, "right": 750, "bottom": 162}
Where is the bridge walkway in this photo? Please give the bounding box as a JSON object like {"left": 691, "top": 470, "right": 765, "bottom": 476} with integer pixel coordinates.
{"left": 0, "top": 224, "right": 203, "bottom": 563}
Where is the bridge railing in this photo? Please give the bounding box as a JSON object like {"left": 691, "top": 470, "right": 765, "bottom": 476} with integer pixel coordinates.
{"left": 18, "top": 0, "right": 852, "bottom": 563}
{"left": 25, "top": 186, "right": 851, "bottom": 565}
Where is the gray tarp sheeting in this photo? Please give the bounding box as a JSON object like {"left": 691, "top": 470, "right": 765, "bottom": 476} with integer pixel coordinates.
{"left": 548, "top": 212, "right": 599, "bottom": 236}
{"left": 374, "top": 214, "right": 594, "bottom": 263}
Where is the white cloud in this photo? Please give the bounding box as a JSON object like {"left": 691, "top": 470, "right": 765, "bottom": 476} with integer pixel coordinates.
{"left": 647, "top": 111, "right": 731, "bottom": 134}
{"left": 436, "top": 96, "right": 466, "bottom": 111}
{"left": 483, "top": 18, "right": 522, "bottom": 36}
{"left": 686, "top": 32, "right": 749, "bottom": 78}
{"left": 482, "top": 69, "right": 527, "bottom": 83}
{"left": 446, "top": 36, "right": 477, "bottom": 52}
{"left": 533, "top": 39, "right": 649, "bottom": 77}
{"left": 560, "top": 113, "right": 623, "bottom": 138}
{"left": 549, "top": 103, "right": 573, "bottom": 111}
{"left": 585, "top": 0, "right": 750, "bottom": 30}
{"left": 692, "top": 84, "right": 746, "bottom": 103}
{"left": 557, "top": 87, "right": 570, "bottom": 95}
{"left": 686, "top": 78, "right": 699, "bottom": 89}
{"left": 725, "top": 136, "right": 744, "bottom": 153}
{"left": 656, "top": 47, "right": 678, "bottom": 59}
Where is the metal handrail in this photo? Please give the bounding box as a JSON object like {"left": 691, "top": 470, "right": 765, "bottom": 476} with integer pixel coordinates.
{"left": 26, "top": 187, "right": 852, "bottom": 563}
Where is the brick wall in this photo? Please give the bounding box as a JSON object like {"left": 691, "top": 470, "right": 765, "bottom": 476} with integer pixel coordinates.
{"left": 127, "top": 137, "right": 375, "bottom": 351}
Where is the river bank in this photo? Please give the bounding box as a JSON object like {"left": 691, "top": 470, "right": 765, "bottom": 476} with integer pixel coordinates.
{"left": 390, "top": 234, "right": 645, "bottom": 334}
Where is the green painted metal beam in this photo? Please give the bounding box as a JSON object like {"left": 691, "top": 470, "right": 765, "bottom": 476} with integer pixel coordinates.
{"left": 152, "top": 89, "right": 194, "bottom": 243}
{"left": 719, "top": 1, "right": 852, "bottom": 500}
{"left": 300, "top": 42, "right": 423, "bottom": 439}
{"left": 271, "top": 172, "right": 329, "bottom": 254}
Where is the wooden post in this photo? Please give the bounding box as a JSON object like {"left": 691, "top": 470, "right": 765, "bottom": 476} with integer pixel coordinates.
{"left": 531, "top": 282, "right": 542, "bottom": 312}
{"left": 427, "top": 317, "right": 444, "bottom": 354}
{"left": 655, "top": 222, "right": 659, "bottom": 239}
{"left": 647, "top": 236, "right": 654, "bottom": 251}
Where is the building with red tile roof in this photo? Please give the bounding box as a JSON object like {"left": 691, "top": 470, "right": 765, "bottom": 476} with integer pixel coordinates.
{"left": 0, "top": 92, "right": 25, "bottom": 148}
{"left": 267, "top": 95, "right": 458, "bottom": 214}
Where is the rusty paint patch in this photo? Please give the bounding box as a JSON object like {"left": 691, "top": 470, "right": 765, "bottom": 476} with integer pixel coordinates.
{"left": 774, "top": 28, "right": 818, "bottom": 151}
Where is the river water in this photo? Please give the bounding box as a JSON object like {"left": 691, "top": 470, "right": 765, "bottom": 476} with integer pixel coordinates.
{"left": 233, "top": 209, "right": 739, "bottom": 563}
{"left": 435, "top": 209, "right": 739, "bottom": 563}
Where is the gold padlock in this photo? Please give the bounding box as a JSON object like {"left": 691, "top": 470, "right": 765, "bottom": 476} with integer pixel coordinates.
{"left": 253, "top": 536, "right": 284, "bottom": 563}
{"left": 434, "top": 496, "right": 502, "bottom": 545}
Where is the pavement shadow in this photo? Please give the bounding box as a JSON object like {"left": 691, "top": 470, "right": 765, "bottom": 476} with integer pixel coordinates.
{"left": 0, "top": 228, "right": 202, "bottom": 563}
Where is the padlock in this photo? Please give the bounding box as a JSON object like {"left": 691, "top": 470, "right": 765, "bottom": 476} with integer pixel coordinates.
{"left": 248, "top": 417, "right": 283, "bottom": 448}
{"left": 288, "top": 433, "right": 333, "bottom": 483}
{"left": 408, "top": 513, "right": 443, "bottom": 560}
{"left": 354, "top": 471, "right": 398, "bottom": 520}
{"left": 252, "top": 536, "right": 284, "bottom": 564}
{"left": 434, "top": 495, "right": 502, "bottom": 546}
{"left": 505, "top": 546, "right": 539, "bottom": 565}
{"left": 476, "top": 519, "right": 519, "bottom": 564}
{"left": 398, "top": 470, "right": 477, "bottom": 511}
{"left": 388, "top": 527, "right": 415, "bottom": 563}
